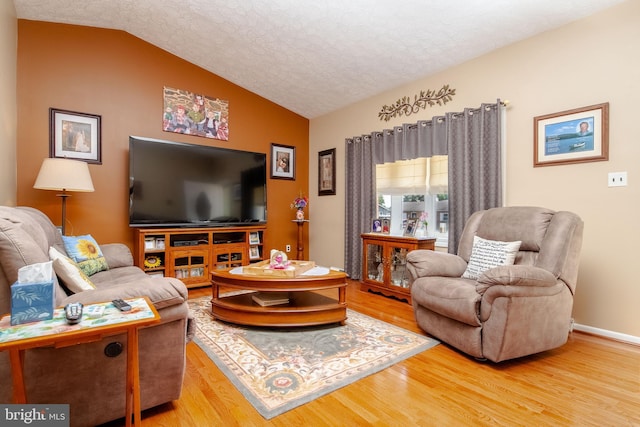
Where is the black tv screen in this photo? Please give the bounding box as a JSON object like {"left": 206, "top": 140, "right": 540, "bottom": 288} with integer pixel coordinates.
{"left": 129, "top": 136, "right": 267, "bottom": 227}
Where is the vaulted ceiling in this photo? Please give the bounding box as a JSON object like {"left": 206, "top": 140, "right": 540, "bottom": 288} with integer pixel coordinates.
{"left": 13, "top": 0, "right": 625, "bottom": 118}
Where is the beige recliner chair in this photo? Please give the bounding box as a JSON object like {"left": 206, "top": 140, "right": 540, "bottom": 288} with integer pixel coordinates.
{"left": 406, "top": 206, "right": 583, "bottom": 362}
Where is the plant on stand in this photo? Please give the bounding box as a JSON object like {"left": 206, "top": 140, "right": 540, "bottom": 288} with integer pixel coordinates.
{"left": 291, "top": 194, "right": 309, "bottom": 221}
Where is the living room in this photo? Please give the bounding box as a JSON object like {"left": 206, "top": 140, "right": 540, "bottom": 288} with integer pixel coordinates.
{"left": 1, "top": 0, "right": 639, "bottom": 425}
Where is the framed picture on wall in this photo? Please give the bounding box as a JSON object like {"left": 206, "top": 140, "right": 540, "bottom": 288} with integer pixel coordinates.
{"left": 533, "top": 102, "right": 609, "bottom": 167}
{"left": 49, "top": 108, "right": 102, "bottom": 164}
{"left": 271, "top": 143, "right": 295, "bottom": 180}
{"left": 318, "top": 148, "right": 336, "bottom": 196}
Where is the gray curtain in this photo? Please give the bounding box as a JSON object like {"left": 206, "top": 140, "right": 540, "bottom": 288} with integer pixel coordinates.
{"left": 344, "top": 101, "right": 502, "bottom": 277}
{"left": 344, "top": 136, "right": 376, "bottom": 280}
{"left": 448, "top": 103, "right": 503, "bottom": 253}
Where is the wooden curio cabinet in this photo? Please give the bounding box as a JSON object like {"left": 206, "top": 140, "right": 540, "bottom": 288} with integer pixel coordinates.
{"left": 360, "top": 233, "right": 435, "bottom": 303}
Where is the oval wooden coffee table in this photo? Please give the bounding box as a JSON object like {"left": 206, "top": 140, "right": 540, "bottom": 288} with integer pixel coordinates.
{"left": 210, "top": 268, "right": 348, "bottom": 327}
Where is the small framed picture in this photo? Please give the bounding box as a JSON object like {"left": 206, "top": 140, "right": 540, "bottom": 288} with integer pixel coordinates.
{"left": 155, "top": 237, "right": 165, "bottom": 249}
{"left": 249, "top": 232, "right": 261, "bottom": 245}
{"left": 372, "top": 218, "right": 383, "bottom": 233}
{"left": 534, "top": 102, "right": 609, "bottom": 167}
{"left": 249, "top": 246, "right": 261, "bottom": 260}
{"left": 318, "top": 148, "right": 336, "bottom": 196}
{"left": 50, "top": 108, "right": 102, "bottom": 164}
{"left": 381, "top": 218, "right": 390, "bottom": 234}
{"left": 271, "top": 143, "right": 295, "bottom": 180}
{"left": 144, "top": 237, "right": 156, "bottom": 250}
{"left": 403, "top": 220, "right": 417, "bottom": 237}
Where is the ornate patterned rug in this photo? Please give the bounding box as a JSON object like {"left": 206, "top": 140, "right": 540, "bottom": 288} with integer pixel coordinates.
{"left": 188, "top": 296, "right": 439, "bottom": 419}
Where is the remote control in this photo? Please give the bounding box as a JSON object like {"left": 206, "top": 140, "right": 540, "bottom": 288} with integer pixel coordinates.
{"left": 112, "top": 299, "right": 132, "bottom": 312}
{"left": 64, "top": 302, "right": 83, "bottom": 324}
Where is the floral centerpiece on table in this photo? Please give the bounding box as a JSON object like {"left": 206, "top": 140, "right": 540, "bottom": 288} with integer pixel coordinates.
{"left": 419, "top": 211, "right": 428, "bottom": 229}
{"left": 291, "top": 194, "right": 309, "bottom": 220}
{"left": 415, "top": 211, "right": 428, "bottom": 236}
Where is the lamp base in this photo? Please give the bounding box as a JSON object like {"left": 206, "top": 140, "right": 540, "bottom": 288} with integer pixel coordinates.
{"left": 57, "top": 192, "right": 70, "bottom": 235}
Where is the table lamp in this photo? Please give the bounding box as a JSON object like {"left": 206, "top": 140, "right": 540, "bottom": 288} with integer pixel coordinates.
{"left": 33, "top": 158, "right": 95, "bottom": 235}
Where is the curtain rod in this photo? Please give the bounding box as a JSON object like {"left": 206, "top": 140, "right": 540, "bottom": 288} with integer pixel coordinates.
{"left": 347, "top": 100, "right": 509, "bottom": 142}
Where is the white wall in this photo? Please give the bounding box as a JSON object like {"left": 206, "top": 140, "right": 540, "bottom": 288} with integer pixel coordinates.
{"left": 0, "top": 0, "right": 16, "bottom": 206}
{"left": 309, "top": 1, "right": 639, "bottom": 337}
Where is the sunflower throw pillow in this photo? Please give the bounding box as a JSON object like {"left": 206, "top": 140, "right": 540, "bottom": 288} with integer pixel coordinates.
{"left": 62, "top": 234, "right": 109, "bottom": 276}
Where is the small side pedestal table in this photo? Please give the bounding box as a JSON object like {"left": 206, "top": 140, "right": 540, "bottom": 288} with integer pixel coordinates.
{"left": 0, "top": 297, "right": 160, "bottom": 427}
{"left": 292, "top": 219, "right": 309, "bottom": 260}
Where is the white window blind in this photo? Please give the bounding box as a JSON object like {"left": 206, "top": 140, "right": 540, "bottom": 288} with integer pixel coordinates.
{"left": 376, "top": 158, "right": 427, "bottom": 195}
{"left": 428, "top": 155, "right": 448, "bottom": 195}
{"left": 376, "top": 156, "right": 448, "bottom": 196}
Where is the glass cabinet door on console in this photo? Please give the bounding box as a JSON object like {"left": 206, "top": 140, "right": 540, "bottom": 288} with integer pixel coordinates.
{"left": 361, "top": 233, "right": 435, "bottom": 303}
{"left": 169, "top": 249, "right": 209, "bottom": 286}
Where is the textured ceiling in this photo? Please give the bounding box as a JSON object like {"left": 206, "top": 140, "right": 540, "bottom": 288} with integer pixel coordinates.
{"left": 14, "top": 0, "right": 624, "bottom": 118}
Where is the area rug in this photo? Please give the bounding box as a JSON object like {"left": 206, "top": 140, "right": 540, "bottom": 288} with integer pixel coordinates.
{"left": 188, "top": 295, "right": 439, "bottom": 419}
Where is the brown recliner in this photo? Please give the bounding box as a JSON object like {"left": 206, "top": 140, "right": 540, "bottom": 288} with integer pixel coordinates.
{"left": 406, "top": 206, "right": 583, "bottom": 362}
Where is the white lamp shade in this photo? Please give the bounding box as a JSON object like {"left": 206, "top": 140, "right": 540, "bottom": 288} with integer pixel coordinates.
{"left": 33, "top": 158, "right": 95, "bottom": 192}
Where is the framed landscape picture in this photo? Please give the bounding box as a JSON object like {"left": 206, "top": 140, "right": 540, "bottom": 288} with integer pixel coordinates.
{"left": 533, "top": 103, "right": 609, "bottom": 167}
{"left": 50, "top": 108, "right": 102, "bottom": 164}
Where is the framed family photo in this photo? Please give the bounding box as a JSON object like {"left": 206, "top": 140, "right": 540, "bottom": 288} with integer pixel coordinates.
{"left": 271, "top": 143, "right": 295, "bottom": 180}
{"left": 318, "top": 148, "right": 336, "bottom": 196}
{"left": 163, "top": 86, "right": 229, "bottom": 141}
{"left": 533, "top": 102, "right": 609, "bottom": 167}
{"left": 50, "top": 108, "right": 102, "bottom": 164}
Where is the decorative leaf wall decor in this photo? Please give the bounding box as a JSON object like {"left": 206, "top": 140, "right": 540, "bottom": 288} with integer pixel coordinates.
{"left": 378, "top": 85, "right": 456, "bottom": 121}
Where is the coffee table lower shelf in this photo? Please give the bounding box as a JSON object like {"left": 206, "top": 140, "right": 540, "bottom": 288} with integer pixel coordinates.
{"left": 212, "top": 291, "right": 346, "bottom": 327}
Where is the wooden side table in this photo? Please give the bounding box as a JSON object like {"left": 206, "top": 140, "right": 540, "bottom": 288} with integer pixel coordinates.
{"left": 0, "top": 297, "right": 160, "bottom": 427}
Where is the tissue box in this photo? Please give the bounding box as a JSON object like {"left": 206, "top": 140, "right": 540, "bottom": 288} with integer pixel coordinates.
{"left": 10, "top": 281, "right": 55, "bottom": 325}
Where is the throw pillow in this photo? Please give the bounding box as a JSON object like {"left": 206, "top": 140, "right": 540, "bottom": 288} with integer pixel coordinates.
{"left": 462, "top": 236, "right": 522, "bottom": 280}
{"left": 61, "top": 234, "right": 109, "bottom": 276}
{"left": 49, "top": 247, "right": 96, "bottom": 293}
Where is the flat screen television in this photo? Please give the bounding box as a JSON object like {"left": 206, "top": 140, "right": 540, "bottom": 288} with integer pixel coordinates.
{"left": 129, "top": 136, "right": 267, "bottom": 227}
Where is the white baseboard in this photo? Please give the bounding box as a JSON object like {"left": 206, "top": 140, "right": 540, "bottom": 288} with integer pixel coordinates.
{"left": 573, "top": 323, "right": 640, "bottom": 345}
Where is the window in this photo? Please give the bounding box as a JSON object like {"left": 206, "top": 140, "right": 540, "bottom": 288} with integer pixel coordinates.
{"left": 376, "top": 156, "right": 448, "bottom": 247}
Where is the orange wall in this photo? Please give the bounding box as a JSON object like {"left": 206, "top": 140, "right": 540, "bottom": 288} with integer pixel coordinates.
{"left": 16, "top": 20, "right": 309, "bottom": 255}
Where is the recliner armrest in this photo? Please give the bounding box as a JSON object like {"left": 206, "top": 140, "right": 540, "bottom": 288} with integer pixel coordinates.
{"left": 61, "top": 277, "right": 188, "bottom": 311}
{"left": 476, "top": 265, "right": 557, "bottom": 294}
{"left": 406, "top": 250, "right": 467, "bottom": 280}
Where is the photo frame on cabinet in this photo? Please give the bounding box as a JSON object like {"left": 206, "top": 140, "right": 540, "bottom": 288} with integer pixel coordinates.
{"left": 249, "top": 246, "right": 261, "bottom": 260}
{"left": 381, "top": 218, "right": 390, "bottom": 234}
{"left": 372, "top": 218, "right": 382, "bottom": 233}
{"left": 533, "top": 102, "right": 609, "bottom": 167}
{"left": 271, "top": 143, "right": 295, "bottom": 180}
{"left": 249, "top": 232, "right": 261, "bottom": 245}
{"left": 403, "top": 219, "right": 417, "bottom": 237}
{"left": 50, "top": 108, "right": 102, "bottom": 164}
{"left": 318, "top": 148, "right": 336, "bottom": 195}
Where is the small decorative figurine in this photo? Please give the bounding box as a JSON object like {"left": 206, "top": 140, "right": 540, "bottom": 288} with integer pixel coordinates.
{"left": 269, "top": 249, "right": 290, "bottom": 269}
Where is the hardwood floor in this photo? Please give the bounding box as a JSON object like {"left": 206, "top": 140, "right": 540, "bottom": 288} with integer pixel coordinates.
{"left": 135, "top": 280, "right": 639, "bottom": 426}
